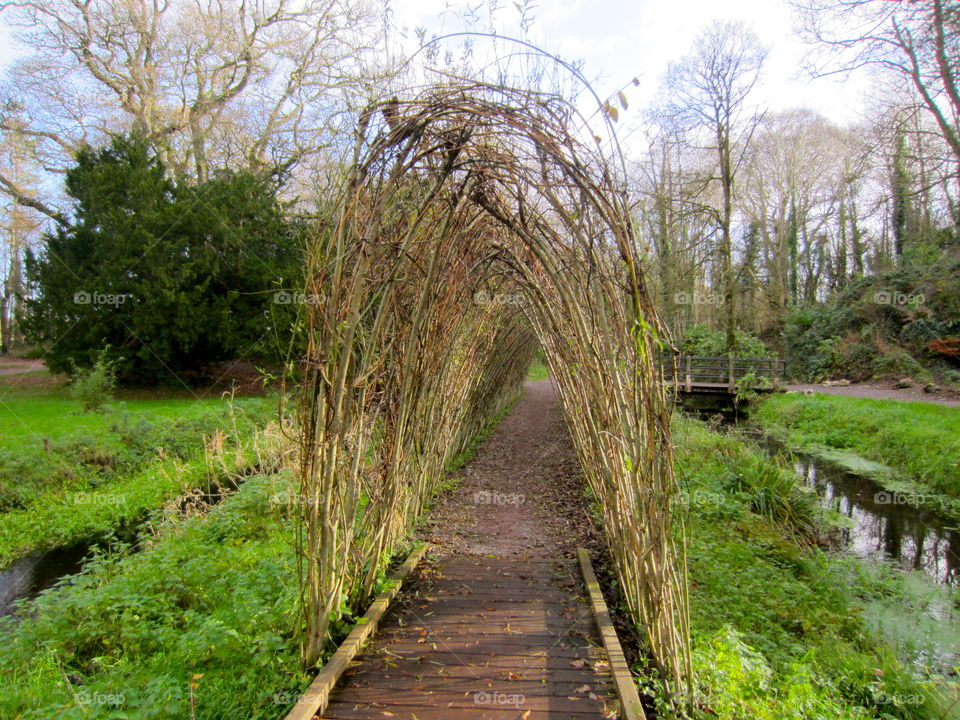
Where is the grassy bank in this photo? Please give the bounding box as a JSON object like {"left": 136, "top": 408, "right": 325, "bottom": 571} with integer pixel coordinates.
{"left": 0, "top": 472, "right": 306, "bottom": 719}
{"left": 671, "top": 413, "right": 958, "bottom": 719}
{"left": 0, "top": 376, "right": 279, "bottom": 566}
{"left": 754, "top": 393, "right": 960, "bottom": 500}
{"left": 0, "top": 387, "right": 242, "bottom": 450}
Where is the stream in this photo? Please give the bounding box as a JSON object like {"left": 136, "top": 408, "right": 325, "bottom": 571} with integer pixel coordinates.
{"left": 0, "top": 486, "right": 232, "bottom": 619}
{"left": 0, "top": 543, "right": 91, "bottom": 617}
{"left": 742, "top": 426, "right": 960, "bottom": 675}
{"left": 745, "top": 429, "right": 960, "bottom": 586}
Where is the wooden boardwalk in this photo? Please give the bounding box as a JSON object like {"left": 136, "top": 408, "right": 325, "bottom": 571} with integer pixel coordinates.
{"left": 321, "top": 554, "right": 617, "bottom": 719}
{"left": 314, "top": 380, "right": 623, "bottom": 719}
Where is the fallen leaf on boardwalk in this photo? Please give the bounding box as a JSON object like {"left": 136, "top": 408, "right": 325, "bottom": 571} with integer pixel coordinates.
{"left": 521, "top": 712, "right": 531, "bottom": 720}
{"left": 575, "top": 684, "right": 590, "bottom": 693}
{"left": 570, "top": 659, "right": 586, "bottom": 668}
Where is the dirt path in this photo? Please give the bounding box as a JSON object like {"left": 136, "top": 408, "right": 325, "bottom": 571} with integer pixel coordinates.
{"left": 0, "top": 358, "right": 46, "bottom": 376}
{"left": 321, "top": 379, "right": 617, "bottom": 719}
{"left": 786, "top": 383, "right": 960, "bottom": 407}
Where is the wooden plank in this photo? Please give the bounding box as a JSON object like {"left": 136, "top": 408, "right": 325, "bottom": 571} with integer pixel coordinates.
{"left": 384, "top": 617, "right": 594, "bottom": 630}
{"left": 334, "top": 677, "right": 617, "bottom": 698}
{"left": 577, "top": 548, "right": 647, "bottom": 720}
{"left": 329, "top": 687, "right": 612, "bottom": 711}
{"left": 283, "top": 543, "right": 429, "bottom": 720}
{"left": 387, "top": 605, "right": 582, "bottom": 619}
{"left": 412, "top": 581, "right": 575, "bottom": 593}
{"left": 372, "top": 639, "right": 598, "bottom": 657}
{"left": 353, "top": 648, "right": 600, "bottom": 669}
{"left": 320, "top": 704, "right": 609, "bottom": 720}
{"left": 384, "top": 632, "right": 592, "bottom": 645}
{"left": 399, "top": 595, "right": 579, "bottom": 606}
{"left": 340, "top": 665, "right": 610, "bottom": 683}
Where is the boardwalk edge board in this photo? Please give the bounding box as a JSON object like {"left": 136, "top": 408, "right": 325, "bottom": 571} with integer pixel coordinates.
{"left": 577, "top": 547, "right": 648, "bottom": 720}
{"left": 283, "top": 542, "right": 429, "bottom": 720}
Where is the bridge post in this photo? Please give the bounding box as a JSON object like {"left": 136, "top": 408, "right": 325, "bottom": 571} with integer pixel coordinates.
{"left": 727, "top": 355, "right": 734, "bottom": 392}
{"left": 685, "top": 355, "right": 691, "bottom": 393}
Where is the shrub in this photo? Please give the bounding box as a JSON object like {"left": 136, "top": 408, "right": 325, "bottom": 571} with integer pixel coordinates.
{"left": 784, "top": 258, "right": 960, "bottom": 382}
{"left": 23, "top": 135, "right": 304, "bottom": 384}
{"left": 69, "top": 349, "right": 117, "bottom": 413}
{"left": 680, "top": 323, "right": 774, "bottom": 357}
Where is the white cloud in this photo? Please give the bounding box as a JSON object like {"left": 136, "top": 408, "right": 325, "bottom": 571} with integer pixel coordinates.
{"left": 385, "top": 0, "right": 868, "bottom": 129}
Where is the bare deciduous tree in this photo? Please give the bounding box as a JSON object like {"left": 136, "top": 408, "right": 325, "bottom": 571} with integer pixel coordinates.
{"left": 797, "top": 0, "right": 960, "bottom": 210}
{"left": 0, "top": 109, "right": 41, "bottom": 351}
{"left": 662, "top": 20, "right": 768, "bottom": 354}
{"left": 0, "top": 0, "right": 387, "bottom": 224}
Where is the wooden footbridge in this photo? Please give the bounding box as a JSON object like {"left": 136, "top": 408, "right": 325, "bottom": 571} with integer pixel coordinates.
{"left": 286, "top": 550, "right": 641, "bottom": 720}
{"left": 660, "top": 355, "right": 785, "bottom": 396}
{"left": 296, "top": 551, "right": 633, "bottom": 719}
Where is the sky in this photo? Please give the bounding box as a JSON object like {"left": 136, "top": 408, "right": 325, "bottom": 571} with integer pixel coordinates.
{"left": 0, "top": 0, "right": 871, "bottom": 160}
{"left": 387, "top": 0, "right": 870, "bottom": 131}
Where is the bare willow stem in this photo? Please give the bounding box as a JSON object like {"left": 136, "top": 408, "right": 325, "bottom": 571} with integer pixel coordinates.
{"left": 294, "top": 80, "right": 691, "bottom": 704}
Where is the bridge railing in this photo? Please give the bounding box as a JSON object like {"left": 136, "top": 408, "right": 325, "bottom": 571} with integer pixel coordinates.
{"left": 656, "top": 355, "right": 786, "bottom": 392}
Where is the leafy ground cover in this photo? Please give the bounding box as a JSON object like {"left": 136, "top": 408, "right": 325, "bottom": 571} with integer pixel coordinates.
{"left": 0, "top": 472, "right": 306, "bottom": 720}
{"left": 671, "top": 412, "right": 959, "bottom": 719}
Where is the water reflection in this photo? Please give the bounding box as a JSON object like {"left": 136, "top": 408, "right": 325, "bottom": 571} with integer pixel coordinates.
{"left": 752, "top": 433, "right": 960, "bottom": 585}
{"left": 0, "top": 544, "right": 89, "bottom": 617}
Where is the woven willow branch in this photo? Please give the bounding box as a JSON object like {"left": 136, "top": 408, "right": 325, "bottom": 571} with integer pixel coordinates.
{"left": 295, "top": 80, "right": 691, "bottom": 704}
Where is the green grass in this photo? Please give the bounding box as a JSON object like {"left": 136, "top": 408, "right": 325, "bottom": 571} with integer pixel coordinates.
{"left": 526, "top": 358, "right": 549, "bottom": 381}
{"left": 0, "top": 374, "right": 278, "bottom": 566}
{"left": 670, "top": 412, "right": 958, "bottom": 719}
{"left": 754, "top": 393, "right": 960, "bottom": 499}
{"left": 0, "top": 378, "right": 238, "bottom": 451}
{"left": 0, "top": 472, "right": 307, "bottom": 720}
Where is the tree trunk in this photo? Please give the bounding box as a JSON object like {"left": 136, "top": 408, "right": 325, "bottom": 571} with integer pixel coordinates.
{"left": 719, "top": 127, "right": 736, "bottom": 355}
